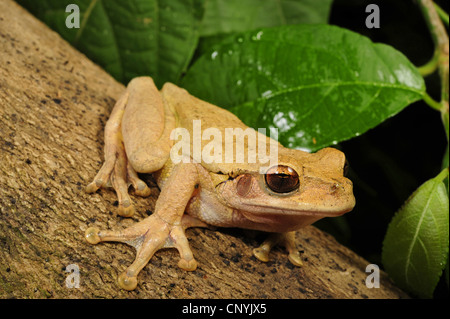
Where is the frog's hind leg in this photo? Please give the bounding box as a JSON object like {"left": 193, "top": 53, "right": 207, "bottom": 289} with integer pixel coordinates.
{"left": 121, "top": 77, "right": 176, "bottom": 173}
{"left": 86, "top": 77, "right": 173, "bottom": 216}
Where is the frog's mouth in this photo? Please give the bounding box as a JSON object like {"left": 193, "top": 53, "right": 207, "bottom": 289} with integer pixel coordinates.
{"left": 247, "top": 204, "right": 350, "bottom": 218}
{"left": 236, "top": 199, "right": 354, "bottom": 218}
{"left": 236, "top": 209, "right": 331, "bottom": 232}
{"left": 217, "top": 175, "right": 355, "bottom": 232}
{"left": 234, "top": 202, "right": 353, "bottom": 231}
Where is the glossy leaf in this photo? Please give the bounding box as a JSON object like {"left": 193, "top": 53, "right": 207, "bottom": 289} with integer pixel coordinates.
{"left": 182, "top": 25, "right": 425, "bottom": 151}
{"left": 200, "top": 0, "right": 333, "bottom": 37}
{"left": 382, "top": 169, "right": 449, "bottom": 298}
{"left": 18, "top": 0, "right": 205, "bottom": 87}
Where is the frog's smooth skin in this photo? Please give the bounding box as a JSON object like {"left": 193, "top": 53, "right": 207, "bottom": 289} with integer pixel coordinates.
{"left": 85, "top": 77, "right": 355, "bottom": 290}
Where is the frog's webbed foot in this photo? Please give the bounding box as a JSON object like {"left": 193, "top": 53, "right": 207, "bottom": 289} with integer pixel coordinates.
{"left": 253, "top": 231, "right": 303, "bottom": 267}
{"left": 85, "top": 92, "right": 151, "bottom": 217}
{"left": 85, "top": 146, "right": 151, "bottom": 217}
{"left": 86, "top": 214, "right": 207, "bottom": 290}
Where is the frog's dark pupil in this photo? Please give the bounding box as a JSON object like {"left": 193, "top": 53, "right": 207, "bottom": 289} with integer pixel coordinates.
{"left": 265, "top": 165, "right": 299, "bottom": 193}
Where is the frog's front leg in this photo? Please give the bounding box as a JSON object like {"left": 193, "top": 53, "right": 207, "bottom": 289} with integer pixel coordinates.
{"left": 85, "top": 162, "right": 208, "bottom": 290}
{"left": 253, "top": 231, "right": 303, "bottom": 267}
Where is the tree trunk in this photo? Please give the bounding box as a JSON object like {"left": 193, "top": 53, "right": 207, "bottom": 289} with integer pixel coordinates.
{"left": 0, "top": 0, "right": 408, "bottom": 299}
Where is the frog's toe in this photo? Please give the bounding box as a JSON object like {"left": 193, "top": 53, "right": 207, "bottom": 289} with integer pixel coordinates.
{"left": 85, "top": 158, "right": 115, "bottom": 193}
{"left": 288, "top": 251, "right": 303, "bottom": 267}
{"left": 253, "top": 231, "right": 303, "bottom": 267}
{"left": 283, "top": 231, "right": 303, "bottom": 267}
{"left": 133, "top": 181, "right": 151, "bottom": 197}
{"left": 252, "top": 233, "right": 281, "bottom": 263}
{"left": 109, "top": 165, "right": 136, "bottom": 217}
{"left": 118, "top": 272, "right": 138, "bottom": 291}
{"left": 178, "top": 258, "right": 198, "bottom": 271}
{"left": 85, "top": 179, "right": 102, "bottom": 194}
{"left": 117, "top": 199, "right": 135, "bottom": 217}
{"left": 127, "top": 163, "right": 152, "bottom": 197}
{"left": 85, "top": 227, "right": 101, "bottom": 244}
{"left": 85, "top": 214, "right": 202, "bottom": 290}
{"left": 85, "top": 226, "right": 128, "bottom": 245}
{"left": 169, "top": 221, "right": 201, "bottom": 271}
{"left": 253, "top": 246, "right": 270, "bottom": 263}
{"left": 86, "top": 142, "right": 154, "bottom": 217}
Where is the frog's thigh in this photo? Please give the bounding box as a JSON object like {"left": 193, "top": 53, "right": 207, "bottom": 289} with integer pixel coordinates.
{"left": 121, "top": 77, "right": 176, "bottom": 173}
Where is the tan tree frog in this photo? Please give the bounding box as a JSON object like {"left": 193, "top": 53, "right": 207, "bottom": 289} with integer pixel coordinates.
{"left": 85, "top": 77, "right": 355, "bottom": 290}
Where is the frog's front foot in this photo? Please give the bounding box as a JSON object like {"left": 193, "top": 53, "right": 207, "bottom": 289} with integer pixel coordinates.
{"left": 253, "top": 231, "right": 303, "bottom": 267}
{"left": 85, "top": 214, "right": 207, "bottom": 290}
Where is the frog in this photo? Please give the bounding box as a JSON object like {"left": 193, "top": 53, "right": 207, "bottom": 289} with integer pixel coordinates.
{"left": 84, "top": 76, "right": 355, "bottom": 290}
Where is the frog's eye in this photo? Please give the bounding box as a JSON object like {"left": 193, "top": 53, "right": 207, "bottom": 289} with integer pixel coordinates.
{"left": 264, "top": 165, "right": 299, "bottom": 193}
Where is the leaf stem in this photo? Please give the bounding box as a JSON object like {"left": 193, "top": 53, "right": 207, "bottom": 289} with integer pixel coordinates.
{"left": 434, "top": 2, "right": 449, "bottom": 27}
{"left": 417, "top": 0, "right": 449, "bottom": 139}
{"left": 423, "top": 92, "right": 443, "bottom": 111}
{"left": 434, "top": 167, "right": 449, "bottom": 183}
{"left": 418, "top": 49, "right": 440, "bottom": 76}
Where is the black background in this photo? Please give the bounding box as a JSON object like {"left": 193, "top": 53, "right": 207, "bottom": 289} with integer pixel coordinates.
{"left": 318, "top": 0, "right": 449, "bottom": 299}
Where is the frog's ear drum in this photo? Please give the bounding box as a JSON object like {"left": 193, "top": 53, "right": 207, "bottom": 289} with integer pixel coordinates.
{"left": 236, "top": 174, "right": 253, "bottom": 197}
{"left": 264, "top": 165, "right": 300, "bottom": 194}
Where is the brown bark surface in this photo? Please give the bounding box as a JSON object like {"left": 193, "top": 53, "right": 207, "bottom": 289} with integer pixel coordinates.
{"left": 0, "top": 0, "right": 408, "bottom": 299}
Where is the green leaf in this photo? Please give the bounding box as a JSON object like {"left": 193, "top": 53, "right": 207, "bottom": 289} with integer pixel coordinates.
{"left": 18, "top": 0, "right": 205, "bottom": 87}
{"left": 200, "top": 0, "right": 333, "bottom": 37}
{"left": 182, "top": 25, "right": 425, "bottom": 151}
{"left": 197, "top": 0, "right": 333, "bottom": 60}
{"left": 382, "top": 169, "right": 449, "bottom": 298}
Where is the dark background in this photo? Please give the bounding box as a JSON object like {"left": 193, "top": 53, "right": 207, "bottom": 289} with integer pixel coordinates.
{"left": 317, "top": 0, "right": 448, "bottom": 298}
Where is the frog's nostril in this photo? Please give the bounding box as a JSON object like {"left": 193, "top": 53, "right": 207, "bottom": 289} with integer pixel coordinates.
{"left": 330, "top": 182, "right": 344, "bottom": 193}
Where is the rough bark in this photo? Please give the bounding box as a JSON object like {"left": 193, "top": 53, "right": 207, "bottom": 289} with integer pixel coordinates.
{"left": 0, "top": 0, "right": 408, "bottom": 299}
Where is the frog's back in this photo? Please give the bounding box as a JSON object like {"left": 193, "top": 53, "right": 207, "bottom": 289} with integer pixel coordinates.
{"left": 161, "top": 82, "right": 248, "bottom": 131}
{"left": 160, "top": 83, "right": 284, "bottom": 175}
